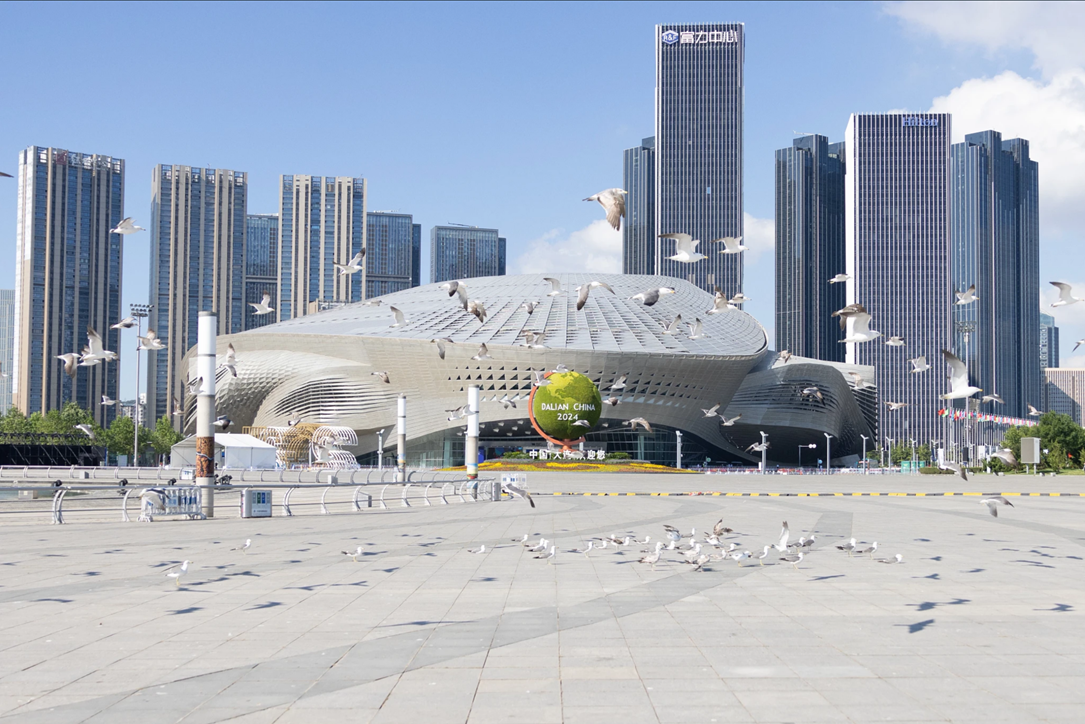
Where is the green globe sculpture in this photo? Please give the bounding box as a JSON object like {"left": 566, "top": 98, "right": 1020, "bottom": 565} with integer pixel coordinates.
{"left": 530, "top": 371, "right": 603, "bottom": 441}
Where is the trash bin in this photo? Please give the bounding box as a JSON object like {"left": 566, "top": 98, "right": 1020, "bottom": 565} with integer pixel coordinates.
{"left": 241, "top": 489, "right": 272, "bottom": 518}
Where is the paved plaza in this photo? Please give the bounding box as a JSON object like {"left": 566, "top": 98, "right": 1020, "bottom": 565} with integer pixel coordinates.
{"left": 2, "top": 472, "right": 1085, "bottom": 723}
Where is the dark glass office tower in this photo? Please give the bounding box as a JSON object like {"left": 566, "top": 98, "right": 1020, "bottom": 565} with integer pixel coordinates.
{"left": 244, "top": 214, "right": 278, "bottom": 331}
{"left": 951, "top": 130, "right": 1039, "bottom": 419}
{"left": 1040, "top": 313, "right": 1059, "bottom": 370}
{"left": 430, "top": 226, "right": 503, "bottom": 283}
{"left": 411, "top": 223, "right": 422, "bottom": 287}
{"left": 14, "top": 147, "right": 124, "bottom": 423}
{"left": 846, "top": 113, "right": 952, "bottom": 446}
{"left": 775, "top": 135, "right": 846, "bottom": 361}
{"left": 366, "top": 212, "right": 419, "bottom": 298}
{"left": 622, "top": 136, "right": 655, "bottom": 275}
{"left": 655, "top": 23, "right": 743, "bottom": 294}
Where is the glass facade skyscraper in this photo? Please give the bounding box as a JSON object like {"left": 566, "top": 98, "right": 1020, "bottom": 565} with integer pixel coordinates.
{"left": 430, "top": 226, "right": 504, "bottom": 283}
{"left": 0, "top": 289, "right": 13, "bottom": 412}
{"left": 1040, "top": 313, "right": 1059, "bottom": 370}
{"left": 845, "top": 113, "right": 952, "bottom": 446}
{"left": 366, "top": 212, "right": 419, "bottom": 298}
{"left": 148, "top": 165, "right": 247, "bottom": 423}
{"left": 622, "top": 136, "right": 655, "bottom": 275}
{"left": 278, "top": 175, "right": 367, "bottom": 320}
{"left": 951, "top": 130, "right": 1040, "bottom": 419}
{"left": 14, "top": 147, "right": 124, "bottom": 424}
{"left": 244, "top": 214, "right": 279, "bottom": 331}
{"left": 655, "top": 23, "right": 744, "bottom": 294}
{"left": 411, "top": 223, "right": 422, "bottom": 287}
{"left": 775, "top": 134, "right": 846, "bottom": 362}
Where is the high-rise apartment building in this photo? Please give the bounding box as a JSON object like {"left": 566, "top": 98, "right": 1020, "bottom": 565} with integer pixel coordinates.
{"left": 1040, "top": 313, "right": 1059, "bottom": 370}
{"left": 950, "top": 131, "right": 1040, "bottom": 420}
{"left": 0, "top": 290, "right": 16, "bottom": 412}
{"left": 244, "top": 214, "right": 279, "bottom": 330}
{"left": 430, "top": 226, "right": 504, "bottom": 283}
{"left": 278, "top": 175, "right": 366, "bottom": 320}
{"left": 411, "top": 224, "right": 422, "bottom": 287}
{"left": 14, "top": 147, "right": 124, "bottom": 424}
{"left": 655, "top": 23, "right": 744, "bottom": 294}
{"left": 366, "top": 212, "right": 420, "bottom": 297}
{"left": 1045, "top": 368, "right": 1083, "bottom": 423}
{"left": 147, "top": 165, "right": 247, "bottom": 423}
{"left": 622, "top": 136, "right": 656, "bottom": 275}
{"left": 775, "top": 134, "right": 846, "bottom": 362}
{"left": 845, "top": 113, "right": 952, "bottom": 445}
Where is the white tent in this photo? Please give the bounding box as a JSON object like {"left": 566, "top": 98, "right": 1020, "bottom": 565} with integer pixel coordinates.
{"left": 170, "top": 433, "right": 279, "bottom": 470}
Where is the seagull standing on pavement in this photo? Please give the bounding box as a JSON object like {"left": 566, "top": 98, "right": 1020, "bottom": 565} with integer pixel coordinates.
{"left": 232, "top": 539, "right": 252, "bottom": 554}
{"left": 165, "top": 560, "right": 191, "bottom": 586}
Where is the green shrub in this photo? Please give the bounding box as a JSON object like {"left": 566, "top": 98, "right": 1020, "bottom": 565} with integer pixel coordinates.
{"left": 501, "top": 451, "right": 530, "bottom": 459}
{"left": 919, "top": 466, "right": 953, "bottom": 475}
{"left": 606, "top": 452, "right": 630, "bottom": 460}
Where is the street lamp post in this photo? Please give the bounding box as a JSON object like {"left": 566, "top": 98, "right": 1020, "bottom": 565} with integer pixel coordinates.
{"left": 129, "top": 303, "right": 153, "bottom": 467}
{"left": 376, "top": 428, "right": 386, "bottom": 470}
{"left": 910, "top": 438, "right": 917, "bottom": 466}
{"left": 824, "top": 433, "right": 833, "bottom": 474}
{"left": 860, "top": 434, "right": 869, "bottom": 474}
{"left": 798, "top": 443, "right": 816, "bottom": 469}
{"left": 759, "top": 431, "right": 768, "bottom": 474}
{"left": 676, "top": 430, "right": 683, "bottom": 469}
{"left": 885, "top": 436, "right": 894, "bottom": 469}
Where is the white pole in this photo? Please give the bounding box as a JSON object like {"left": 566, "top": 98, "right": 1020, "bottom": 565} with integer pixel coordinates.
{"left": 466, "top": 385, "right": 479, "bottom": 480}
{"left": 860, "top": 435, "right": 868, "bottom": 474}
{"left": 396, "top": 396, "right": 407, "bottom": 482}
{"left": 196, "top": 312, "right": 217, "bottom": 518}
{"left": 825, "top": 433, "right": 832, "bottom": 473}
{"left": 675, "top": 430, "right": 682, "bottom": 469}
{"left": 133, "top": 315, "right": 141, "bottom": 467}
{"left": 377, "top": 429, "right": 384, "bottom": 470}
{"left": 759, "top": 431, "right": 768, "bottom": 474}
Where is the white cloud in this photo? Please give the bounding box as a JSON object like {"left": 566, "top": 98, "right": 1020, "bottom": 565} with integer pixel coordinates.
{"left": 511, "top": 220, "right": 622, "bottom": 275}
{"left": 929, "top": 69, "right": 1085, "bottom": 233}
{"left": 885, "top": 1, "right": 1085, "bottom": 77}
{"left": 742, "top": 212, "right": 774, "bottom": 262}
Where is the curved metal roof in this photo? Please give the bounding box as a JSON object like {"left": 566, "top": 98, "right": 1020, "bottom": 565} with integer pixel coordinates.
{"left": 245, "top": 274, "right": 767, "bottom": 358}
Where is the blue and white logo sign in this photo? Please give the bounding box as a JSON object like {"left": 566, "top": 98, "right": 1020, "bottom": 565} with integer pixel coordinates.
{"left": 661, "top": 30, "right": 679, "bottom": 45}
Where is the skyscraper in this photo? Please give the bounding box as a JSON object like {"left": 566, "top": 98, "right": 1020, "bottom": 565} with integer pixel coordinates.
{"left": 366, "top": 212, "right": 419, "bottom": 297}
{"left": 775, "top": 134, "right": 846, "bottom": 361}
{"left": 655, "top": 23, "right": 744, "bottom": 294}
{"left": 147, "top": 165, "right": 247, "bottom": 423}
{"left": 845, "top": 113, "right": 952, "bottom": 445}
{"left": 430, "top": 226, "right": 504, "bottom": 283}
{"left": 278, "top": 175, "right": 366, "bottom": 320}
{"left": 0, "top": 289, "right": 16, "bottom": 412}
{"left": 622, "top": 136, "right": 655, "bottom": 275}
{"left": 950, "top": 131, "right": 1040, "bottom": 419}
{"left": 244, "top": 214, "right": 278, "bottom": 331}
{"left": 411, "top": 223, "right": 422, "bottom": 287}
{"left": 1045, "top": 368, "right": 1082, "bottom": 423}
{"left": 1040, "top": 313, "right": 1059, "bottom": 370}
{"left": 14, "top": 147, "right": 124, "bottom": 424}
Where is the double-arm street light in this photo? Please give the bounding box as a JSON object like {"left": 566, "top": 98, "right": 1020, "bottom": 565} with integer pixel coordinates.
{"left": 860, "top": 434, "right": 870, "bottom": 474}
{"left": 798, "top": 443, "right": 817, "bottom": 469}
{"left": 129, "top": 303, "right": 154, "bottom": 467}
{"left": 824, "top": 433, "right": 833, "bottom": 474}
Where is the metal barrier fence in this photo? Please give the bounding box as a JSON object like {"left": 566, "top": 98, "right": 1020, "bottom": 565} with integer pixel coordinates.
{"left": 0, "top": 470, "right": 497, "bottom": 526}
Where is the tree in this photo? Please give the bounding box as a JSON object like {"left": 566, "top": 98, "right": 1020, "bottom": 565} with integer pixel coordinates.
{"left": 0, "top": 407, "right": 31, "bottom": 434}
{"left": 999, "top": 413, "right": 1085, "bottom": 471}
{"left": 102, "top": 416, "right": 153, "bottom": 462}
{"left": 150, "top": 415, "right": 184, "bottom": 463}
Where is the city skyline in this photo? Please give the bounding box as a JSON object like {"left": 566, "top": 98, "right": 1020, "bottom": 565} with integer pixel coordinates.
{"left": 3, "top": 3, "right": 1085, "bottom": 402}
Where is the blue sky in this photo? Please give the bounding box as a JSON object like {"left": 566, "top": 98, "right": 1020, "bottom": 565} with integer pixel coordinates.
{"left": 2, "top": 1, "right": 1083, "bottom": 399}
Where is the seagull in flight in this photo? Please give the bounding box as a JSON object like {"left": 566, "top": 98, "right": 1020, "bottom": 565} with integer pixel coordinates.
{"left": 82, "top": 327, "right": 118, "bottom": 364}
{"left": 981, "top": 393, "right": 1004, "bottom": 404}
{"left": 576, "top": 280, "right": 615, "bottom": 311}
{"left": 75, "top": 424, "right": 95, "bottom": 439}
{"left": 989, "top": 449, "right": 1017, "bottom": 467}
{"left": 110, "top": 217, "right": 145, "bottom": 235}
{"left": 847, "top": 372, "right": 874, "bottom": 389}
{"left": 609, "top": 375, "right": 626, "bottom": 390}
{"left": 218, "top": 343, "right": 237, "bottom": 377}
{"left": 939, "top": 461, "right": 968, "bottom": 481}
{"left": 982, "top": 496, "right": 1015, "bottom": 518}
{"left": 138, "top": 329, "right": 165, "bottom": 351}
{"left": 440, "top": 280, "right": 469, "bottom": 309}
{"left": 885, "top": 401, "right": 908, "bottom": 411}
{"left": 745, "top": 441, "right": 769, "bottom": 454}
{"left": 661, "top": 233, "right": 706, "bottom": 263}
{"left": 909, "top": 355, "right": 930, "bottom": 373}
{"left": 801, "top": 386, "right": 824, "bottom": 403}
{"left": 431, "top": 337, "right": 453, "bottom": 360}
{"left": 885, "top": 336, "right": 905, "bottom": 346}
{"left": 706, "top": 289, "right": 737, "bottom": 314}
{"left": 1050, "top": 281, "right": 1082, "bottom": 307}
{"left": 523, "top": 331, "right": 547, "bottom": 348}
{"left": 828, "top": 273, "right": 850, "bottom": 284}
{"left": 662, "top": 315, "right": 683, "bottom": 335}
{"left": 467, "top": 299, "right": 487, "bottom": 323}
{"left": 715, "top": 236, "right": 746, "bottom": 254}
{"left": 777, "top": 350, "right": 792, "bottom": 364}
{"left": 520, "top": 301, "right": 538, "bottom": 315}
{"left": 837, "top": 305, "right": 881, "bottom": 343}
{"left": 471, "top": 344, "right": 492, "bottom": 361}
{"left": 630, "top": 286, "right": 676, "bottom": 306}
{"left": 543, "top": 277, "right": 563, "bottom": 296}
{"left": 111, "top": 317, "right": 137, "bottom": 330}
{"left": 729, "top": 292, "right": 751, "bottom": 305}
{"left": 101, "top": 395, "right": 116, "bottom": 406}
{"left": 502, "top": 479, "right": 535, "bottom": 508}
{"left": 940, "top": 350, "right": 982, "bottom": 400}
{"left": 1028, "top": 404, "right": 1042, "bottom": 417}
{"left": 701, "top": 404, "right": 722, "bottom": 418}
{"left": 955, "top": 284, "right": 978, "bottom": 305}
{"left": 213, "top": 415, "right": 232, "bottom": 431}
{"left": 57, "top": 353, "right": 80, "bottom": 379}
{"left": 389, "top": 306, "right": 408, "bottom": 327}
{"left": 371, "top": 371, "right": 390, "bottom": 384}
{"left": 772, "top": 521, "right": 790, "bottom": 552}
{"left": 250, "top": 292, "right": 274, "bottom": 316}
{"left": 334, "top": 250, "right": 365, "bottom": 275}
{"left": 625, "top": 418, "right": 652, "bottom": 433}
{"left": 584, "top": 188, "right": 627, "bottom": 230}
{"left": 720, "top": 414, "right": 741, "bottom": 426}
